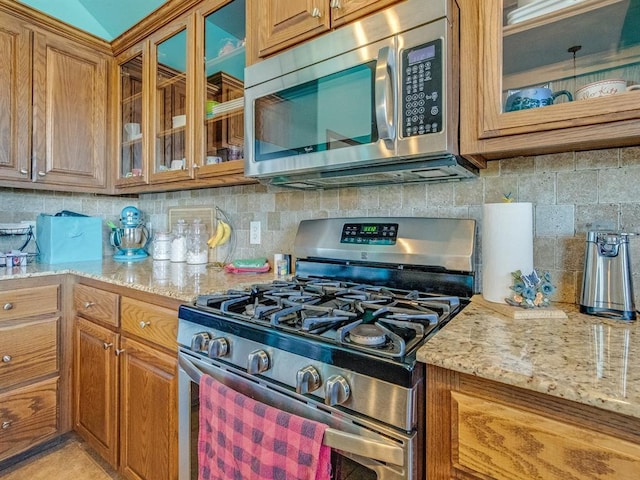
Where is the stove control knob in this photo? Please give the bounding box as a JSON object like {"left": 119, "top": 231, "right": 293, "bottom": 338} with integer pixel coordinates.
{"left": 296, "top": 366, "right": 321, "bottom": 394}
{"left": 190, "top": 332, "right": 211, "bottom": 353}
{"left": 247, "top": 349, "right": 270, "bottom": 374}
{"left": 208, "top": 337, "right": 229, "bottom": 358}
{"left": 324, "top": 375, "right": 350, "bottom": 406}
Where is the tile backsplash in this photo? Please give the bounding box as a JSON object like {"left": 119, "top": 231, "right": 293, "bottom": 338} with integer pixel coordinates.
{"left": 2, "top": 146, "right": 640, "bottom": 305}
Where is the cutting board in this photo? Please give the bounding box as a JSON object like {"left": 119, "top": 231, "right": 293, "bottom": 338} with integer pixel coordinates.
{"left": 471, "top": 295, "right": 568, "bottom": 319}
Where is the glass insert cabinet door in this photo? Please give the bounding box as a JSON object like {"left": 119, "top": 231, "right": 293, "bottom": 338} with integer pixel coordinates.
{"left": 201, "top": 0, "right": 245, "bottom": 169}
{"left": 501, "top": 0, "right": 640, "bottom": 115}
{"left": 119, "top": 53, "right": 144, "bottom": 182}
{"left": 152, "top": 26, "right": 190, "bottom": 178}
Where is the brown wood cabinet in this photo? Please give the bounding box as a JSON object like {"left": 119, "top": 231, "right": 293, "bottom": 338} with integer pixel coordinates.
{"left": 0, "top": 279, "right": 63, "bottom": 463}
{"left": 73, "top": 282, "right": 178, "bottom": 480}
{"left": 459, "top": 0, "right": 640, "bottom": 163}
{"left": 0, "top": 1, "right": 111, "bottom": 192}
{"left": 426, "top": 364, "right": 640, "bottom": 480}
{"left": 251, "top": 0, "right": 402, "bottom": 61}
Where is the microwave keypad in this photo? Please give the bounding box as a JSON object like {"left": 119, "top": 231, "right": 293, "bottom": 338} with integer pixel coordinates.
{"left": 402, "top": 39, "right": 442, "bottom": 137}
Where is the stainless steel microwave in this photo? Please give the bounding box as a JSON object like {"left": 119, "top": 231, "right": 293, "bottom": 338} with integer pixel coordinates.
{"left": 243, "top": 0, "right": 477, "bottom": 189}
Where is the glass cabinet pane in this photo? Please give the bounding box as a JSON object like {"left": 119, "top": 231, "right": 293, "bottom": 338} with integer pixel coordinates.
{"left": 203, "top": 0, "right": 245, "bottom": 165}
{"left": 501, "top": 0, "right": 640, "bottom": 113}
{"left": 120, "top": 54, "right": 144, "bottom": 179}
{"left": 156, "top": 29, "right": 187, "bottom": 173}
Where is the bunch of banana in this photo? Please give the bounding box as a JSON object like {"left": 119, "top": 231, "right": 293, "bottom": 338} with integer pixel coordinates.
{"left": 207, "top": 219, "right": 231, "bottom": 248}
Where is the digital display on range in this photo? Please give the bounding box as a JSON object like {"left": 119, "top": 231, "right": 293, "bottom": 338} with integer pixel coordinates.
{"left": 340, "top": 223, "right": 399, "bottom": 245}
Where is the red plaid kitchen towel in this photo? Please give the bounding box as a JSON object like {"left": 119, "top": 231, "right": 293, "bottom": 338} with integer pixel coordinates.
{"left": 198, "top": 374, "right": 331, "bottom": 480}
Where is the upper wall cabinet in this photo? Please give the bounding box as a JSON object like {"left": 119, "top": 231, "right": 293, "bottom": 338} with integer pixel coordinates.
{"left": 115, "top": 0, "right": 253, "bottom": 193}
{"left": 460, "top": 0, "right": 640, "bottom": 162}
{"left": 251, "top": 0, "right": 401, "bottom": 61}
{"left": 0, "top": 6, "right": 110, "bottom": 192}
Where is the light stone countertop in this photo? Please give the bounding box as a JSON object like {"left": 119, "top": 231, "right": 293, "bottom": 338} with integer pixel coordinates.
{"left": 417, "top": 300, "right": 640, "bottom": 420}
{"left": 4, "top": 259, "right": 639, "bottom": 421}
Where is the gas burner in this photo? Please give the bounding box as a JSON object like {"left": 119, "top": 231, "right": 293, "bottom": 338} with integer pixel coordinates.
{"left": 348, "top": 324, "right": 387, "bottom": 346}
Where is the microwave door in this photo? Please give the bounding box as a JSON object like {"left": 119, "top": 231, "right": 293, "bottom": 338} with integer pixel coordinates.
{"left": 396, "top": 19, "right": 458, "bottom": 159}
{"left": 245, "top": 38, "right": 397, "bottom": 179}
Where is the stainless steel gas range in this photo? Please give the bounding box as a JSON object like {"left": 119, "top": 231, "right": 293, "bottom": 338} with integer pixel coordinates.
{"left": 178, "top": 217, "right": 476, "bottom": 480}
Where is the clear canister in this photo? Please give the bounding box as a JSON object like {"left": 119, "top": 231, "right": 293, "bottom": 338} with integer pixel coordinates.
{"left": 186, "top": 219, "right": 209, "bottom": 264}
{"left": 170, "top": 219, "right": 188, "bottom": 262}
{"left": 152, "top": 231, "right": 172, "bottom": 260}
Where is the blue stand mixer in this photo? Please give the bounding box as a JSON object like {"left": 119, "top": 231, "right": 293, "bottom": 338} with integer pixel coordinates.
{"left": 110, "top": 206, "right": 151, "bottom": 261}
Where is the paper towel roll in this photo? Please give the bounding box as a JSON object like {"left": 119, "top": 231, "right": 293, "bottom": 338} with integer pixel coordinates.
{"left": 482, "top": 202, "right": 533, "bottom": 303}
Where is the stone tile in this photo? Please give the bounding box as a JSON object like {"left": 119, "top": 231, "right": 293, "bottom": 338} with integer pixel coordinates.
{"left": 427, "top": 182, "right": 454, "bottom": 206}
{"left": 500, "top": 156, "right": 535, "bottom": 175}
{"left": 576, "top": 148, "right": 619, "bottom": 170}
{"left": 401, "top": 183, "right": 427, "bottom": 208}
{"left": 621, "top": 146, "right": 640, "bottom": 166}
{"left": 534, "top": 151, "right": 575, "bottom": 172}
{"left": 479, "top": 160, "right": 500, "bottom": 177}
{"left": 556, "top": 235, "right": 586, "bottom": 271}
{"left": 484, "top": 175, "right": 519, "bottom": 203}
{"left": 575, "top": 204, "right": 619, "bottom": 233}
{"left": 454, "top": 178, "right": 483, "bottom": 206}
{"left": 557, "top": 170, "right": 598, "bottom": 204}
{"left": 599, "top": 167, "right": 640, "bottom": 203}
{"left": 620, "top": 204, "right": 640, "bottom": 232}
{"left": 338, "top": 187, "right": 358, "bottom": 210}
{"left": 535, "top": 204, "right": 575, "bottom": 236}
{"left": 518, "top": 172, "right": 556, "bottom": 204}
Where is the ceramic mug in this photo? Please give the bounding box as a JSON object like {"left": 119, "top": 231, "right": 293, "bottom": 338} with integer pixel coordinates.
{"left": 505, "top": 88, "right": 572, "bottom": 112}
{"left": 576, "top": 79, "right": 640, "bottom": 100}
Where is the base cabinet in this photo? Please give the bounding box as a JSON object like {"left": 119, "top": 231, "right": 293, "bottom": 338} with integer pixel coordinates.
{"left": 73, "top": 283, "right": 178, "bottom": 480}
{"left": 0, "top": 279, "right": 63, "bottom": 464}
{"left": 427, "top": 365, "right": 640, "bottom": 480}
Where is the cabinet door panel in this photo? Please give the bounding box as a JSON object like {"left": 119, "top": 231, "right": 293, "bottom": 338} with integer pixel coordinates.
{"left": 0, "top": 13, "right": 31, "bottom": 182}
{"left": 257, "top": 0, "right": 329, "bottom": 57}
{"left": 331, "top": 0, "right": 400, "bottom": 27}
{"left": 119, "top": 337, "right": 177, "bottom": 480}
{"left": 0, "top": 377, "right": 58, "bottom": 462}
{"left": 32, "top": 31, "right": 108, "bottom": 189}
{"left": 73, "top": 318, "right": 119, "bottom": 468}
{"left": 0, "top": 317, "right": 58, "bottom": 388}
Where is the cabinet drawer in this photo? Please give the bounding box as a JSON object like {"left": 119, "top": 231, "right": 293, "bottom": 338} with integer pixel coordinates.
{"left": 0, "top": 377, "right": 58, "bottom": 461}
{"left": 451, "top": 391, "right": 640, "bottom": 480}
{"left": 0, "top": 317, "right": 58, "bottom": 388}
{"left": 121, "top": 297, "right": 177, "bottom": 351}
{"left": 74, "top": 284, "right": 119, "bottom": 327}
{"left": 0, "top": 285, "right": 59, "bottom": 321}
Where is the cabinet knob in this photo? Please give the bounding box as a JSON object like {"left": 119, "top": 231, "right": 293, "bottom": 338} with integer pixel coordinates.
{"left": 37, "top": 171, "right": 46, "bottom": 177}
{"left": 2, "top": 355, "right": 12, "bottom": 363}
{"left": 311, "top": 7, "right": 321, "bottom": 17}
{"left": 103, "top": 342, "right": 113, "bottom": 350}
{"left": 139, "top": 321, "right": 151, "bottom": 329}
{"left": 19, "top": 168, "right": 28, "bottom": 175}
{"left": 83, "top": 301, "right": 95, "bottom": 308}
{"left": 115, "top": 348, "right": 126, "bottom": 356}
{"left": 330, "top": 0, "right": 341, "bottom": 8}
{"left": 193, "top": 163, "right": 200, "bottom": 169}
{"left": 3, "top": 303, "right": 13, "bottom": 311}
{"left": 1, "top": 421, "right": 12, "bottom": 430}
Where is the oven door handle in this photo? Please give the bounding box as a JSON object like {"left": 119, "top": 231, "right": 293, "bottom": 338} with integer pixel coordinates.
{"left": 178, "top": 354, "right": 405, "bottom": 467}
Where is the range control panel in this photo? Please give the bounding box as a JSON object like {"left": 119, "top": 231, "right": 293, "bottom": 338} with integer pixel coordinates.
{"left": 340, "top": 223, "right": 399, "bottom": 245}
{"left": 401, "top": 38, "right": 443, "bottom": 137}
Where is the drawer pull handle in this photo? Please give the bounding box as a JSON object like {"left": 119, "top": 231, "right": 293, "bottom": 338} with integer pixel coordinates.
{"left": 84, "top": 301, "right": 95, "bottom": 308}
{"left": 139, "top": 321, "right": 151, "bottom": 329}
{"left": 2, "top": 355, "right": 11, "bottom": 363}
{"left": 103, "top": 342, "right": 113, "bottom": 350}
{"left": 311, "top": 7, "right": 321, "bottom": 17}
{"left": 330, "top": 0, "right": 341, "bottom": 8}
{"left": 115, "top": 349, "right": 126, "bottom": 356}
{"left": 3, "top": 303, "right": 13, "bottom": 311}
{"left": 1, "top": 421, "right": 12, "bottom": 430}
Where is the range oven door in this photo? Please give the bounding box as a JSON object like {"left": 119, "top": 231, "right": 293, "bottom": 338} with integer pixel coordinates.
{"left": 178, "top": 350, "right": 417, "bottom": 480}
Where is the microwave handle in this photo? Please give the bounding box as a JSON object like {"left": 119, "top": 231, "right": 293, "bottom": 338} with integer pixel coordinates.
{"left": 374, "top": 46, "right": 396, "bottom": 142}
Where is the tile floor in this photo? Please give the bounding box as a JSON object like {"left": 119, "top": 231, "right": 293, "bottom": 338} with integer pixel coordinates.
{"left": 0, "top": 435, "right": 120, "bottom": 479}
